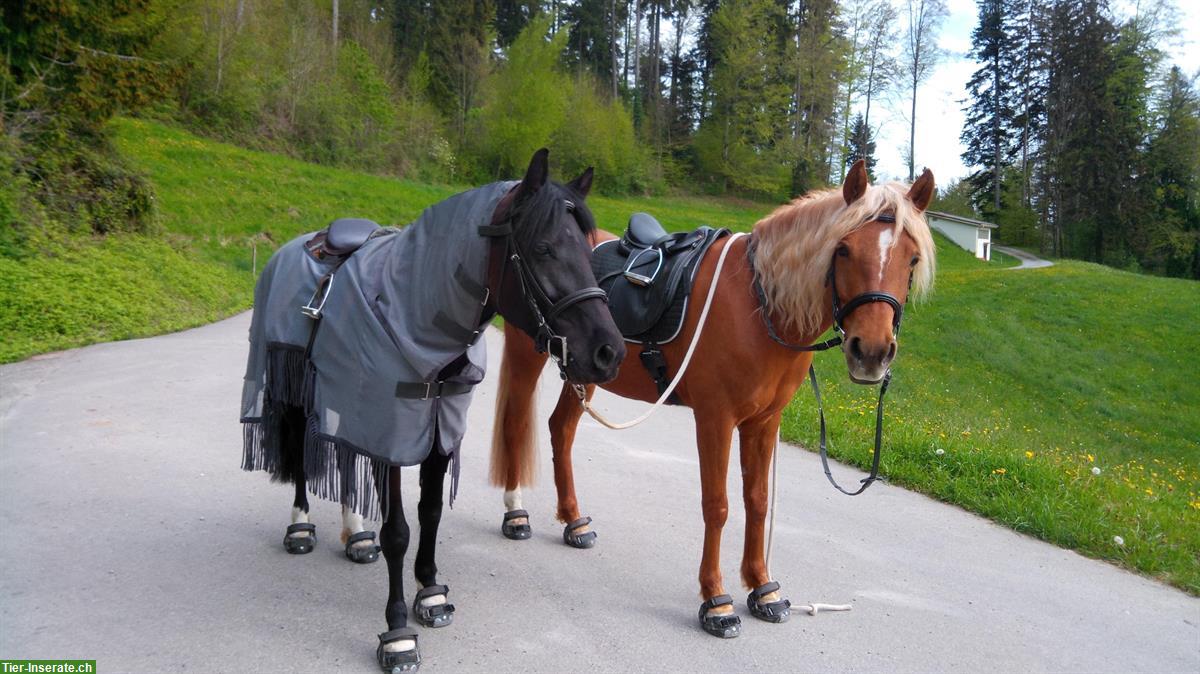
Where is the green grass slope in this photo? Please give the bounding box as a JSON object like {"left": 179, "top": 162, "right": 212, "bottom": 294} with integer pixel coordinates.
{"left": 788, "top": 243, "right": 1200, "bottom": 593}
{"left": 3, "top": 119, "right": 1195, "bottom": 593}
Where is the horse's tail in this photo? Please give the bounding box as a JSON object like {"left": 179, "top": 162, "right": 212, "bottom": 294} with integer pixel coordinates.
{"left": 489, "top": 321, "right": 549, "bottom": 489}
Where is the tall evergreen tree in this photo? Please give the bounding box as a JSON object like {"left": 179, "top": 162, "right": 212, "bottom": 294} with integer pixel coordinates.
{"left": 495, "top": 0, "right": 542, "bottom": 47}
{"left": 960, "top": 0, "right": 1020, "bottom": 217}
{"left": 1143, "top": 67, "right": 1200, "bottom": 277}
{"left": 846, "top": 113, "right": 877, "bottom": 180}
{"left": 565, "top": 0, "right": 624, "bottom": 88}
{"left": 425, "top": 0, "right": 496, "bottom": 144}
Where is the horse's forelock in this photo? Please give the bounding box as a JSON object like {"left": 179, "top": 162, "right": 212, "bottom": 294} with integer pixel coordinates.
{"left": 514, "top": 181, "right": 596, "bottom": 245}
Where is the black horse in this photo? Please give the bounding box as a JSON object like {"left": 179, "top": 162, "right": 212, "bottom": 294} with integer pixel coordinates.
{"left": 239, "top": 149, "right": 625, "bottom": 671}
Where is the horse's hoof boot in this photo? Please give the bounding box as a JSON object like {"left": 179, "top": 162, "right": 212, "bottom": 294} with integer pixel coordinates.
{"left": 501, "top": 509, "right": 531, "bottom": 540}
{"left": 283, "top": 523, "right": 316, "bottom": 554}
{"left": 747, "top": 581, "right": 792, "bottom": 623}
{"left": 698, "top": 594, "right": 741, "bottom": 638}
{"left": 412, "top": 585, "right": 455, "bottom": 628}
{"left": 563, "top": 516, "right": 597, "bottom": 549}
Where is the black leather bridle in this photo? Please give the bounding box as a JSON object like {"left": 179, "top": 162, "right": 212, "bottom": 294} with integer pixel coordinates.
{"left": 747, "top": 214, "right": 910, "bottom": 496}
{"left": 480, "top": 196, "right": 608, "bottom": 379}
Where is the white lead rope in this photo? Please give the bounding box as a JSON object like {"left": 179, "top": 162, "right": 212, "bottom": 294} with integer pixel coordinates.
{"left": 766, "top": 429, "right": 852, "bottom": 617}
{"left": 576, "top": 232, "right": 748, "bottom": 430}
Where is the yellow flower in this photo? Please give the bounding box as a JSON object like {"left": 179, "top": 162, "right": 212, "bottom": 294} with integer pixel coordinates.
{"left": 1025, "top": 451, "right": 1035, "bottom": 459}
{"left": 993, "top": 468, "right": 1007, "bottom": 475}
{"left": 1189, "top": 501, "right": 1200, "bottom": 510}
{"left": 1087, "top": 454, "right": 1095, "bottom": 462}
{"left": 1144, "top": 488, "right": 1154, "bottom": 496}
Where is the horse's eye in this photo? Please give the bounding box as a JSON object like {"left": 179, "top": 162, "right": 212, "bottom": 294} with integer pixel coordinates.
{"left": 534, "top": 242, "right": 554, "bottom": 257}
{"left": 836, "top": 244, "right": 850, "bottom": 258}
{"left": 910, "top": 256, "right": 920, "bottom": 267}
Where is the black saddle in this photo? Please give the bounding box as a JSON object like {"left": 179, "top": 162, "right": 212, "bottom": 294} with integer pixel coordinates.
{"left": 300, "top": 218, "right": 384, "bottom": 319}
{"left": 591, "top": 214, "right": 729, "bottom": 344}
{"left": 322, "top": 218, "right": 381, "bottom": 256}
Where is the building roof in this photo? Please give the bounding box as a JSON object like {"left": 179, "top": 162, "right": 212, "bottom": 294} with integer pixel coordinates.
{"left": 927, "top": 210, "right": 998, "bottom": 229}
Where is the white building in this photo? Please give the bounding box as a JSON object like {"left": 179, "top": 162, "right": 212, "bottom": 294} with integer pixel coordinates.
{"left": 926, "top": 211, "right": 997, "bottom": 261}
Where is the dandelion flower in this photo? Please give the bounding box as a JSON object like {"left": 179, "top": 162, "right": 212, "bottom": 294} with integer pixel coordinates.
{"left": 1025, "top": 451, "right": 1034, "bottom": 459}
{"left": 992, "top": 468, "right": 1007, "bottom": 475}
{"left": 1091, "top": 466, "right": 1101, "bottom": 476}
{"left": 935, "top": 448, "right": 945, "bottom": 456}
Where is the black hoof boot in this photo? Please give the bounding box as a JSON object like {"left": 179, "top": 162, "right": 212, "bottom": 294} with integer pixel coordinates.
{"left": 747, "top": 581, "right": 791, "bottom": 623}
{"left": 411, "top": 585, "right": 455, "bottom": 628}
{"left": 501, "top": 509, "right": 531, "bottom": 540}
{"left": 562, "top": 516, "right": 597, "bottom": 549}
{"left": 344, "top": 531, "right": 381, "bottom": 564}
{"left": 377, "top": 628, "right": 420, "bottom": 673}
{"left": 698, "top": 594, "right": 741, "bottom": 638}
{"left": 283, "top": 523, "right": 316, "bottom": 554}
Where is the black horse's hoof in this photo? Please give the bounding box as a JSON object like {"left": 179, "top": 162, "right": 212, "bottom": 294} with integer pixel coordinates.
{"left": 562, "top": 516, "right": 597, "bottom": 549}
{"left": 345, "top": 531, "right": 381, "bottom": 564}
{"left": 283, "top": 523, "right": 316, "bottom": 554}
{"left": 501, "top": 509, "right": 532, "bottom": 540}
{"left": 699, "top": 594, "right": 741, "bottom": 638}
{"left": 411, "top": 585, "right": 455, "bottom": 628}
{"left": 747, "top": 581, "right": 791, "bottom": 623}
{"left": 377, "top": 628, "right": 420, "bottom": 673}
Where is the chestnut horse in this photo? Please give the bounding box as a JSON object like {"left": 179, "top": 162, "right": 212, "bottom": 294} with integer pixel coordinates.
{"left": 488, "top": 161, "right": 936, "bottom": 637}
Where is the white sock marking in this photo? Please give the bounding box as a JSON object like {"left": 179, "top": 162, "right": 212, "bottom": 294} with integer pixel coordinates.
{"left": 341, "top": 506, "right": 364, "bottom": 535}
{"left": 504, "top": 489, "right": 523, "bottom": 511}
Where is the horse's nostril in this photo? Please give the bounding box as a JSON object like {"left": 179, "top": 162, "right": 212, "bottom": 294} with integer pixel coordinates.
{"left": 848, "top": 336, "right": 864, "bottom": 361}
{"left": 886, "top": 341, "right": 896, "bottom": 362}
{"left": 594, "top": 343, "right": 616, "bottom": 369}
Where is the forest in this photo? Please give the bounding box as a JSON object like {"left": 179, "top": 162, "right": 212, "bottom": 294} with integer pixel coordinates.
{"left": 2, "top": 0, "right": 1198, "bottom": 277}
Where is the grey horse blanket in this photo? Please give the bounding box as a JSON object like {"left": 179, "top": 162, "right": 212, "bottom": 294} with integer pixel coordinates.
{"left": 241, "top": 181, "right": 517, "bottom": 518}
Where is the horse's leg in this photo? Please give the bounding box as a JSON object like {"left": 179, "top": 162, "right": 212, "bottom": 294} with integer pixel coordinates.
{"left": 281, "top": 405, "right": 314, "bottom": 553}
{"left": 695, "top": 412, "right": 740, "bottom": 635}
{"left": 738, "top": 414, "right": 790, "bottom": 622}
{"left": 490, "top": 322, "right": 547, "bottom": 538}
{"left": 550, "top": 382, "right": 597, "bottom": 547}
{"left": 340, "top": 505, "right": 380, "bottom": 563}
{"left": 410, "top": 448, "right": 454, "bottom": 627}
{"left": 378, "top": 466, "right": 418, "bottom": 663}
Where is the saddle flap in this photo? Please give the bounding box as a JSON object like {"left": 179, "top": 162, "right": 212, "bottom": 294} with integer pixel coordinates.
{"left": 325, "top": 218, "right": 381, "bottom": 256}
{"left": 592, "top": 224, "right": 730, "bottom": 342}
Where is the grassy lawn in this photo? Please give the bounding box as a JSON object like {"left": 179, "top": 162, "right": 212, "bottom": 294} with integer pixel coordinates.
{"left": 4, "top": 118, "right": 1195, "bottom": 594}
{"left": 785, "top": 243, "right": 1200, "bottom": 593}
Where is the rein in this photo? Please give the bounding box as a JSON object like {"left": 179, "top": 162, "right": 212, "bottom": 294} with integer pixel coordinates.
{"left": 746, "top": 214, "right": 906, "bottom": 496}
{"left": 482, "top": 193, "right": 608, "bottom": 379}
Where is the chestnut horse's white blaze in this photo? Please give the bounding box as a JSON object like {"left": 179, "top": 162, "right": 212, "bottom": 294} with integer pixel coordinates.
{"left": 877, "top": 227, "right": 894, "bottom": 281}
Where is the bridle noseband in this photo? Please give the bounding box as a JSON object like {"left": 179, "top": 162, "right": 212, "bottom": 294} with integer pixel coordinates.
{"left": 748, "top": 213, "right": 911, "bottom": 496}
{"left": 481, "top": 195, "right": 608, "bottom": 378}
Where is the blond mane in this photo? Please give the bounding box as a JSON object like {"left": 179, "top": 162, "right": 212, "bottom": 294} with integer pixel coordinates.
{"left": 751, "top": 182, "right": 936, "bottom": 337}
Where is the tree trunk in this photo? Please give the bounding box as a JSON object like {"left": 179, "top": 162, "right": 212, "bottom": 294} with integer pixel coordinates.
{"left": 611, "top": 0, "right": 620, "bottom": 100}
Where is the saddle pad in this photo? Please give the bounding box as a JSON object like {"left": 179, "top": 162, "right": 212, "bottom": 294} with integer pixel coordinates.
{"left": 591, "top": 226, "right": 729, "bottom": 344}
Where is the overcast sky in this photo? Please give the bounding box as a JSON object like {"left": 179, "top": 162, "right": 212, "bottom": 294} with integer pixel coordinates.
{"left": 869, "top": 0, "right": 1200, "bottom": 188}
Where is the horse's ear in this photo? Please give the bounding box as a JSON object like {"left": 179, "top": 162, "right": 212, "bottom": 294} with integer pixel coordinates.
{"left": 521, "top": 148, "right": 550, "bottom": 192}
{"left": 907, "top": 168, "right": 935, "bottom": 212}
{"left": 843, "top": 159, "right": 868, "bottom": 205}
{"left": 568, "top": 167, "right": 594, "bottom": 198}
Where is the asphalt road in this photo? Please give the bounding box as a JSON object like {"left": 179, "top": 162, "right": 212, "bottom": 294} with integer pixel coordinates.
{"left": 994, "top": 245, "right": 1054, "bottom": 269}
{"left": 1, "top": 313, "right": 1196, "bottom": 673}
